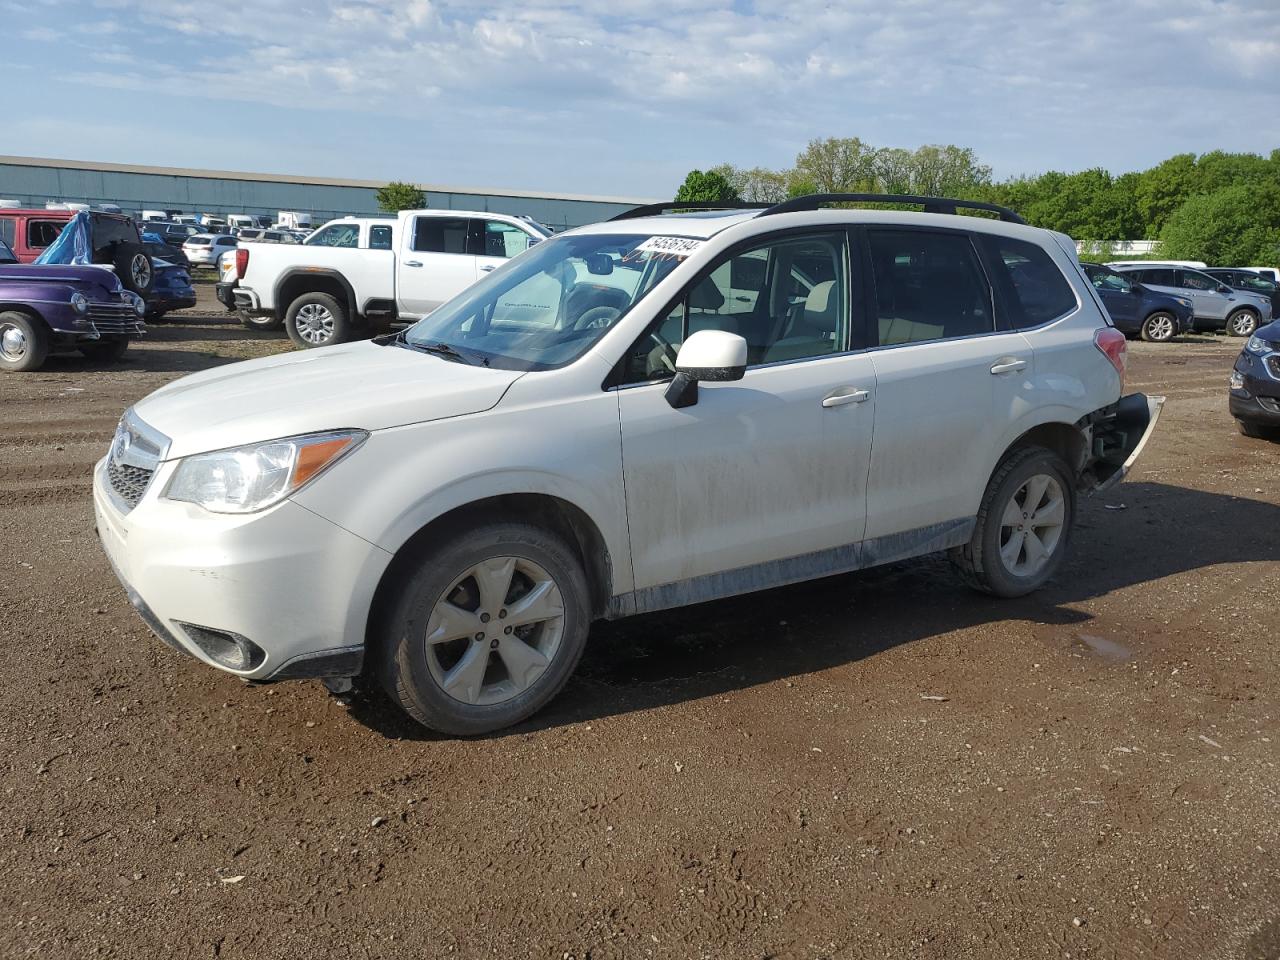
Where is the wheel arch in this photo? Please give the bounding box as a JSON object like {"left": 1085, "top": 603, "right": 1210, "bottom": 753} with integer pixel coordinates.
{"left": 364, "top": 492, "right": 615, "bottom": 657}
{"left": 992, "top": 418, "right": 1090, "bottom": 482}
{"left": 0, "top": 303, "right": 51, "bottom": 331}
{"left": 274, "top": 269, "right": 357, "bottom": 322}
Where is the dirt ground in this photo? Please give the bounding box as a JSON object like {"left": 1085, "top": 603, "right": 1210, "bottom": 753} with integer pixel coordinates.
{"left": 3, "top": 281, "right": 1278, "bottom": 960}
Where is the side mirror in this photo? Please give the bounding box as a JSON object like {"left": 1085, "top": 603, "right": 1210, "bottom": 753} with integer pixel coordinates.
{"left": 664, "top": 330, "right": 748, "bottom": 409}
{"left": 1217, "top": 284, "right": 1232, "bottom": 294}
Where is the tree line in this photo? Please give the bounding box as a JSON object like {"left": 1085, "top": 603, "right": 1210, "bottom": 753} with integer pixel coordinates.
{"left": 676, "top": 138, "right": 1280, "bottom": 265}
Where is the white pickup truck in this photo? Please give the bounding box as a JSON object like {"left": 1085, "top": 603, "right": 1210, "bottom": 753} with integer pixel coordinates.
{"left": 216, "top": 210, "right": 551, "bottom": 348}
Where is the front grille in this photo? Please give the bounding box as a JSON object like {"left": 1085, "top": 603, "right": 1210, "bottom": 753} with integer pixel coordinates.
{"left": 1258, "top": 396, "right": 1280, "bottom": 414}
{"left": 88, "top": 302, "right": 143, "bottom": 335}
{"left": 107, "top": 458, "right": 154, "bottom": 510}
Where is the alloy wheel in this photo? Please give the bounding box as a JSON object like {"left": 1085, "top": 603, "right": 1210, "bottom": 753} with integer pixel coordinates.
{"left": 1145, "top": 313, "right": 1174, "bottom": 341}
{"left": 1230, "top": 311, "right": 1259, "bottom": 337}
{"left": 998, "top": 473, "right": 1066, "bottom": 578}
{"left": 295, "top": 303, "right": 335, "bottom": 344}
{"left": 423, "top": 556, "right": 566, "bottom": 706}
{"left": 131, "top": 253, "right": 152, "bottom": 289}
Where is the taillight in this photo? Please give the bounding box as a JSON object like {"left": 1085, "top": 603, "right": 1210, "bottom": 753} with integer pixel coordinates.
{"left": 235, "top": 247, "right": 249, "bottom": 278}
{"left": 1094, "top": 327, "right": 1127, "bottom": 388}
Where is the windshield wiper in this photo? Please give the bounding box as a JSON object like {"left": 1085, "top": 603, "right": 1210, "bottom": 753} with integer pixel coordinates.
{"left": 409, "top": 339, "right": 475, "bottom": 365}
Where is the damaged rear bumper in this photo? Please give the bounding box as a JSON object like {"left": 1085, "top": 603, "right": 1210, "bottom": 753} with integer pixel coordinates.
{"left": 1083, "top": 393, "right": 1164, "bottom": 493}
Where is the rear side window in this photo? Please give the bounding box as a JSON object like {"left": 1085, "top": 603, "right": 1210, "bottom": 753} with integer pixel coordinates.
{"left": 28, "top": 220, "right": 65, "bottom": 249}
{"left": 867, "top": 229, "right": 993, "bottom": 345}
{"left": 413, "top": 216, "right": 469, "bottom": 254}
{"left": 979, "top": 235, "right": 1077, "bottom": 328}
{"left": 369, "top": 225, "right": 393, "bottom": 250}
{"left": 91, "top": 215, "right": 139, "bottom": 256}
{"left": 1138, "top": 268, "right": 1176, "bottom": 286}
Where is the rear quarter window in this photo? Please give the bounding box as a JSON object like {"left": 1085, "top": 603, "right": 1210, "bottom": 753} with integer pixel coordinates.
{"left": 0, "top": 217, "right": 14, "bottom": 246}
{"left": 979, "top": 236, "right": 1077, "bottom": 328}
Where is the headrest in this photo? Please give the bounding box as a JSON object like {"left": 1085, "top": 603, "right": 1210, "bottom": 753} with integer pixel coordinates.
{"left": 688, "top": 277, "right": 726, "bottom": 311}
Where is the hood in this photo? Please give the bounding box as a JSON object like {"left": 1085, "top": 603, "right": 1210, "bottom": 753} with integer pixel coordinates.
{"left": 0, "top": 263, "right": 119, "bottom": 289}
{"left": 135, "top": 340, "right": 525, "bottom": 458}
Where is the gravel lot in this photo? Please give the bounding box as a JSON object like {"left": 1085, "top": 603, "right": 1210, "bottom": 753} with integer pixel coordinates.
{"left": 3, "top": 282, "right": 1279, "bottom": 959}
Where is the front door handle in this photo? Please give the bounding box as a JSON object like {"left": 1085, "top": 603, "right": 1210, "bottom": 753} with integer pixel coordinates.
{"left": 822, "top": 388, "right": 870, "bottom": 408}
{"left": 404, "top": 260, "right": 423, "bottom": 268}
{"left": 990, "top": 357, "right": 1028, "bottom": 375}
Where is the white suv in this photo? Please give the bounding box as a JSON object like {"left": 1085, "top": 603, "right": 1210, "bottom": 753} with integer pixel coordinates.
{"left": 93, "top": 195, "right": 1161, "bottom": 735}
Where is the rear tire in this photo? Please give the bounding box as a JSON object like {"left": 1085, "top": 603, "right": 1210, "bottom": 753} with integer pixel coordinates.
{"left": 1227, "top": 308, "right": 1260, "bottom": 338}
{"left": 0, "top": 311, "right": 49, "bottom": 373}
{"left": 1139, "top": 311, "right": 1176, "bottom": 343}
{"left": 378, "top": 522, "right": 591, "bottom": 736}
{"left": 285, "top": 292, "right": 349, "bottom": 349}
{"left": 79, "top": 337, "right": 129, "bottom": 363}
{"left": 1237, "top": 419, "right": 1280, "bottom": 440}
{"left": 241, "top": 311, "right": 284, "bottom": 332}
{"left": 950, "top": 446, "right": 1075, "bottom": 598}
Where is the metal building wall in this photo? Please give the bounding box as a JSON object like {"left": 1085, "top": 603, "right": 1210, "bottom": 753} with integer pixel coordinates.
{"left": 0, "top": 157, "right": 654, "bottom": 230}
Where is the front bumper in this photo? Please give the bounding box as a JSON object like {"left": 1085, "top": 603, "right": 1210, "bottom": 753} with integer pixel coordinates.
{"left": 1230, "top": 350, "right": 1280, "bottom": 425}
{"left": 93, "top": 457, "right": 393, "bottom": 682}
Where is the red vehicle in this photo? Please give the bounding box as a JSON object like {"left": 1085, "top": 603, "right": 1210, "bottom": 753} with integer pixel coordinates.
{"left": 0, "top": 209, "right": 75, "bottom": 263}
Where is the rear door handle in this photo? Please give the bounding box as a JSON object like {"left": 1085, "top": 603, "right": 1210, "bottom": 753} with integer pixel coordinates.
{"left": 405, "top": 260, "right": 423, "bottom": 268}
{"left": 990, "top": 357, "right": 1028, "bottom": 375}
{"left": 822, "top": 388, "right": 870, "bottom": 408}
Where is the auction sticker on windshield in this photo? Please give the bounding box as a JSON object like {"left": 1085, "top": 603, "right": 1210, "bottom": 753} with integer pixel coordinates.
{"left": 635, "top": 236, "right": 704, "bottom": 256}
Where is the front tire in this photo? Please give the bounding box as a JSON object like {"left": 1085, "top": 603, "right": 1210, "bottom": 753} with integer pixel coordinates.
{"left": 378, "top": 522, "right": 591, "bottom": 736}
{"left": 1227, "top": 308, "right": 1260, "bottom": 338}
{"left": 0, "top": 311, "right": 49, "bottom": 373}
{"left": 79, "top": 337, "right": 129, "bottom": 363}
{"left": 1140, "top": 311, "right": 1176, "bottom": 343}
{"left": 950, "top": 446, "right": 1075, "bottom": 598}
{"left": 285, "top": 292, "right": 350, "bottom": 349}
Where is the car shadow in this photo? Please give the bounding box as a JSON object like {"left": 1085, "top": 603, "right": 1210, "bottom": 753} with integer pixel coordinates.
{"left": 345, "top": 481, "right": 1280, "bottom": 741}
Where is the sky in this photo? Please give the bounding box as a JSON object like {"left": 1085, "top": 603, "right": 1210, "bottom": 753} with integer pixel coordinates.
{"left": 4, "top": 0, "right": 1279, "bottom": 199}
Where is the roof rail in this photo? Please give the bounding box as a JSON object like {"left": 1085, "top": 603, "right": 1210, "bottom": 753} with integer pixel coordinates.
{"left": 757, "top": 193, "right": 1028, "bottom": 225}
{"left": 609, "top": 201, "right": 771, "bottom": 222}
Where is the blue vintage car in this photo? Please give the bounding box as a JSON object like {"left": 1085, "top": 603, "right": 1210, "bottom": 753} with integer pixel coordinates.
{"left": 0, "top": 237, "right": 146, "bottom": 372}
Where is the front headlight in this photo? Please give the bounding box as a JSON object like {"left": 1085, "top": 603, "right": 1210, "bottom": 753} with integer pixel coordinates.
{"left": 164, "top": 430, "right": 367, "bottom": 514}
{"left": 1246, "top": 335, "right": 1274, "bottom": 356}
{"left": 127, "top": 292, "right": 146, "bottom": 316}
{"left": 70, "top": 292, "right": 89, "bottom": 314}
{"left": 1174, "top": 296, "right": 1193, "bottom": 309}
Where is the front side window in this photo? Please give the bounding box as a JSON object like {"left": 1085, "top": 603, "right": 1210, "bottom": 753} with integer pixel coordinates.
{"left": 1085, "top": 264, "right": 1133, "bottom": 294}
{"left": 1180, "top": 271, "right": 1217, "bottom": 291}
{"left": 475, "top": 220, "right": 532, "bottom": 259}
{"left": 868, "top": 229, "right": 993, "bottom": 345}
{"left": 980, "top": 236, "right": 1077, "bottom": 327}
{"left": 369, "top": 225, "right": 393, "bottom": 250}
{"left": 307, "top": 223, "right": 360, "bottom": 248}
{"left": 412, "top": 216, "right": 468, "bottom": 254}
{"left": 404, "top": 232, "right": 686, "bottom": 371}
{"left": 619, "top": 232, "right": 848, "bottom": 383}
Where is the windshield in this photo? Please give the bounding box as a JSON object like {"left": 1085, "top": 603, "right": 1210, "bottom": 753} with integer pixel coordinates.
{"left": 404, "top": 232, "right": 693, "bottom": 370}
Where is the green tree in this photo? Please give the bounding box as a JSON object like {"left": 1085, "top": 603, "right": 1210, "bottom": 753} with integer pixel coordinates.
{"left": 1160, "top": 184, "right": 1280, "bottom": 265}
{"left": 376, "top": 181, "right": 426, "bottom": 212}
{"left": 793, "top": 137, "right": 880, "bottom": 192}
{"left": 674, "top": 169, "right": 741, "bottom": 204}
{"left": 711, "top": 163, "right": 790, "bottom": 203}
{"left": 1133, "top": 154, "right": 1197, "bottom": 238}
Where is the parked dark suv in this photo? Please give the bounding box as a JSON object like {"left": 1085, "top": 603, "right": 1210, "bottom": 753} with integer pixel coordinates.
{"left": 1081, "top": 262, "right": 1194, "bottom": 342}
{"left": 1230, "top": 319, "right": 1280, "bottom": 439}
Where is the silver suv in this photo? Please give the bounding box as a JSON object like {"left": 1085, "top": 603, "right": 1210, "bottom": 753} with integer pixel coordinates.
{"left": 1110, "top": 264, "right": 1272, "bottom": 336}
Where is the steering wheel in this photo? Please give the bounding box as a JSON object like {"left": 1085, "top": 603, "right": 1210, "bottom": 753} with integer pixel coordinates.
{"left": 572, "top": 305, "right": 623, "bottom": 330}
{"left": 647, "top": 329, "right": 678, "bottom": 374}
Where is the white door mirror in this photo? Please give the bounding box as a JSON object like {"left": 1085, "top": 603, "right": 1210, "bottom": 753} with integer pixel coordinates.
{"left": 666, "top": 330, "right": 748, "bottom": 408}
